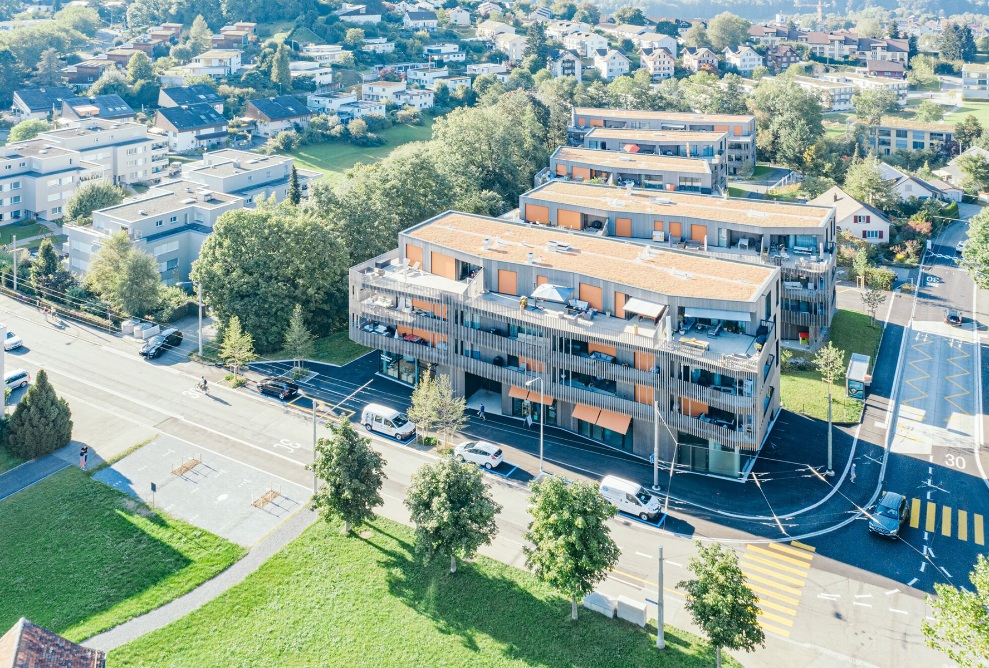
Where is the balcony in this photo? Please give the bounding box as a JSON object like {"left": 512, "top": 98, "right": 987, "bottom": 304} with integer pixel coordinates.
{"left": 351, "top": 254, "right": 474, "bottom": 301}
{"left": 670, "top": 412, "right": 757, "bottom": 450}
{"left": 351, "top": 321, "right": 447, "bottom": 366}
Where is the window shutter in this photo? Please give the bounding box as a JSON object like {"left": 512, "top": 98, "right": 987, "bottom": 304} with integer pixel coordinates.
{"left": 878, "top": 230, "right": 883, "bottom": 239}
{"left": 862, "top": 230, "right": 867, "bottom": 239}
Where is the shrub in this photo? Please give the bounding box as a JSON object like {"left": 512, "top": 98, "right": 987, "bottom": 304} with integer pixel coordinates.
{"left": 5, "top": 369, "right": 73, "bottom": 459}
{"left": 866, "top": 266, "right": 896, "bottom": 290}
{"left": 224, "top": 374, "right": 247, "bottom": 388}
{"left": 351, "top": 132, "right": 385, "bottom": 147}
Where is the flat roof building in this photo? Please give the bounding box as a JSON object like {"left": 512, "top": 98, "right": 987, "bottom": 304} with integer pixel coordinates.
{"left": 540, "top": 145, "right": 722, "bottom": 194}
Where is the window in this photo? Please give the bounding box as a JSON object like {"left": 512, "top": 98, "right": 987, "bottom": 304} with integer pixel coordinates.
{"left": 11, "top": 195, "right": 20, "bottom": 204}
{"left": 51, "top": 206, "right": 62, "bottom": 214}
{"left": 165, "top": 258, "right": 179, "bottom": 271}
{"left": 853, "top": 214, "right": 870, "bottom": 224}
{"left": 864, "top": 230, "right": 881, "bottom": 239}
{"left": 170, "top": 216, "right": 177, "bottom": 222}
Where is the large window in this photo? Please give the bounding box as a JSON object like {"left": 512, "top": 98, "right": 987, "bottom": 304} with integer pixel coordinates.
{"left": 577, "top": 418, "right": 632, "bottom": 451}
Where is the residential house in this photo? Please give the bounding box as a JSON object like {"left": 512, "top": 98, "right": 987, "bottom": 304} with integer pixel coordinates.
{"left": 244, "top": 96, "right": 313, "bottom": 137}
{"left": 339, "top": 100, "right": 388, "bottom": 119}
{"left": 61, "top": 95, "right": 135, "bottom": 121}
{"left": 362, "top": 80, "right": 408, "bottom": 103}
{"left": 302, "top": 44, "right": 352, "bottom": 64}
{"left": 639, "top": 47, "right": 675, "bottom": 81}
{"left": 404, "top": 10, "right": 438, "bottom": 30}
{"left": 158, "top": 85, "right": 224, "bottom": 113}
{"left": 723, "top": 45, "right": 763, "bottom": 75}
{"left": 476, "top": 19, "right": 514, "bottom": 40}
{"left": 542, "top": 145, "right": 723, "bottom": 193}
{"left": 308, "top": 91, "right": 359, "bottom": 114}
{"left": 962, "top": 63, "right": 989, "bottom": 100}
{"left": 791, "top": 75, "right": 855, "bottom": 111}
{"left": 809, "top": 186, "right": 890, "bottom": 244}
{"left": 593, "top": 48, "right": 631, "bottom": 81}
{"left": 528, "top": 6, "right": 552, "bottom": 22}
{"left": 188, "top": 49, "right": 242, "bottom": 77}
{"left": 0, "top": 618, "right": 105, "bottom": 668}
{"left": 350, "top": 207, "right": 783, "bottom": 477}
{"left": 747, "top": 24, "right": 801, "bottom": 46}
{"left": 866, "top": 59, "right": 905, "bottom": 79}
{"left": 854, "top": 116, "right": 955, "bottom": 155}
{"left": 767, "top": 44, "right": 799, "bottom": 73}
{"left": 934, "top": 146, "right": 989, "bottom": 186}
{"left": 424, "top": 43, "right": 465, "bottom": 62}
{"left": 407, "top": 67, "right": 449, "bottom": 87}
{"left": 683, "top": 46, "right": 720, "bottom": 73}
{"left": 878, "top": 162, "right": 944, "bottom": 201}
{"left": 467, "top": 62, "right": 510, "bottom": 84}
{"left": 363, "top": 37, "right": 396, "bottom": 53}
{"left": 289, "top": 61, "right": 335, "bottom": 88}
{"left": 494, "top": 33, "right": 527, "bottom": 61}
{"left": 11, "top": 86, "right": 74, "bottom": 120}
{"left": 211, "top": 28, "right": 250, "bottom": 49}
{"left": 62, "top": 58, "right": 116, "bottom": 85}
{"left": 154, "top": 103, "right": 229, "bottom": 153}
{"left": 433, "top": 75, "right": 471, "bottom": 92}
{"left": 395, "top": 88, "right": 435, "bottom": 109}
{"left": 476, "top": 1, "right": 501, "bottom": 16}
{"left": 336, "top": 3, "right": 382, "bottom": 23}
{"left": 106, "top": 48, "right": 146, "bottom": 66}
{"left": 562, "top": 30, "right": 608, "bottom": 57}
{"left": 182, "top": 149, "right": 319, "bottom": 206}
{"left": 633, "top": 32, "right": 677, "bottom": 57}
{"left": 446, "top": 7, "right": 471, "bottom": 24}
{"left": 547, "top": 49, "right": 582, "bottom": 82}
{"left": 545, "top": 20, "right": 589, "bottom": 40}
{"left": 819, "top": 72, "right": 908, "bottom": 105}
{"left": 598, "top": 23, "right": 650, "bottom": 39}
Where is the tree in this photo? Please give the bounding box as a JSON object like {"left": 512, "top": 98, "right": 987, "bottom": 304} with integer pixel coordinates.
{"left": 87, "top": 69, "right": 131, "bottom": 99}
{"left": 271, "top": 43, "right": 292, "bottom": 91}
{"left": 405, "top": 458, "right": 501, "bottom": 573}
{"left": 751, "top": 65, "right": 769, "bottom": 80}
{"left": 282, "top": 303, "right": 313, "bottom": 368}
{"left": 612, "top": 5, "right": 645, "bottom": 25}
{"left": 856, "top": 17, "right": 882, "bottom": 39}
{"left": 55, "top": 5, "right": 100, "bottom": 36}
{"left": 844, "top": 155, "right": 896, "bottom": 211}
{"left": 523, "top": 477, "right": 620, "bottom": 621}
{"left": 707, "top": 12, "right": 750, "bottom": 52}
{"left": 433, "top": 374, "right": 466, "bottom": 446}
{"left": 64, "top": 180, "right": 126, "bottom": 222}
{"left": 962, "top": 208, "right": 989, "bottom": 290}
{"left": 572, "top": 2, "right": 598, "bottom": 24}
{"left": 288, "top": 165, "right": 301, "bottom": 205}
{"left": 219, "top": 315, "right": 257, "bottom": 378}
{"left": 939, "top": 23, "right": 976, "bottom": 62}
{"left": 188, "top": 14, "right": 213, "bottom": 56}
{"left": 170, "top": 43, "right": 193, "bottom": 63}
{"left": 923, "top": 554, "right": 989, "bottom": 666}
{"left": 852, "top": 247, "right": 870, "bottom": 281}
{"left": 344, "top": 28, "right": 365, "bottom": 48}
{"left": 8, "top": 119, "right": 49, "bottom": 142}
{"left": 523, "top": 20, "right": 549, "bottom": 71}
{"left": 677, "top": 542, "right": 765, "bottom": 668}
{"left": 749, "top": 77, "right": 824, "bottom": 169}
{"left": 682, "top": 24, "right": 711, "bottom": 49}
{"left": 654, "top": 20, "right": 679, "bottom": 37}
{"left": 34, "top": 48, "right": 64, "bottom": 85}
{"left": 861, "top": 287, "right": 887, "bottom": 326}
{"left": 5, "top": 369, "right": 73, "bottom": 460}
{"left": 814, "top": 340, "right": 844, "bottom": 473}
{"left": 127, "top": 51, "right": 154, "bottom": 84}
{"left": 29, "top": 237, "right": 63, "bottom": 293}
{"left": 84, "top": 231, "right": 163, "bottom": 316}
{"left": 907, "top": 54, "right": 938, "bottom": 88}
{"left": 853, "top": 87, "right": 898, "bottom": 149}
{"left": 957, "top": 152, "right": 989, "bottom": 192}
{"left": 347, "top": 117, "right": 368, "bottom": 139}
{"left": 913, "top": 100, "right": 945, "bottom": 123}
{"left": 407, "top": 370, "right": 437, "bottom": 443}
{"left": 955, "top": 114, "right": 984, "bottom": 150}
{"left": 309, "top": 419, "right": 386, "bottom": 534}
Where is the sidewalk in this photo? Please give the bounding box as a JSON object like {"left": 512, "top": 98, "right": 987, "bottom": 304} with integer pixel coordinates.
{"left": 0, "top": 455, "right": 70, "bottom": 501}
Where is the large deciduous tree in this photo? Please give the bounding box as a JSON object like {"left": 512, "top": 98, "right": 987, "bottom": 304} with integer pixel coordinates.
{"left": 405, "top": 458, "right": 501, "bottom": 574}
{"left": 962, "top": 208, "right": 989, "bottom": 290}
{"left": 5, "top": 369, "right": 73, "bottom": 459}
{"left": 955, "top": 114, "right": 984, "bottom": 150}
{"left": 923, "top": 554, "right": 989, "bottom": 667}
{"left": 84, "top": 231, "right": 163, "bottom": 316}
{"left": 843, "top": 155, "right": 896, "bottom": 211}
{"left": 678, "top": 542, "right": 765, "bottom": 668}
{"left": 706, "top": 12, "right": 751, "bottom": 52}
{"left": 612, "top": 5, "right": 645, "bottom": 25}
{"left": 309, "top": 419, "right": 387, "bottom": 534}
{"left": 127, "top": 51, "right": 154, "bottom": 83}
{"left": 8, "top": 119, "right": 49, "bottom": 142}
{"left": 957, "top": 152, "right": 989, "bottom": 192}
{"left": 523, "top": 477, "right": 620, "bottom": 621}
{"left": 749, "top": 77, "right": 824, "bottom": 169}
{"left": 64, "top": 180, "right": 126, "bottom": 223}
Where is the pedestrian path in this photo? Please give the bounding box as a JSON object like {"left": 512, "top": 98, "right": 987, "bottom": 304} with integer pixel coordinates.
{"left": 738, "top": 541, "right": 815, "bottom": 638}
{"left": 0, "top": 455, "right": 70, "bottom": 501}
{"left": 908, "top": 499, "right": 985, "bottom": 545}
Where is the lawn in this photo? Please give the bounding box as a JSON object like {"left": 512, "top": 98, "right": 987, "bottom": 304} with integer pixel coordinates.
{"left": 289, "top": 119, "right": 435, "bottom": 188}
{"left": 0, "top": 222, "right": 47, "bottom": 245}
{"left": 0, "top": 468, "right": 245, "bottom": 642}
{"left": 310, "top": 329, "right": 371, "bottom": 366}
{"left": 781, "top": 309, "right": 883, "bottom": 423}
{"left": 945, "top": 101, "right": 989, "bottom": 127}
{"left": 109, "top": 517, "right": 735, "bottom": 668}
{"left": 0, "top": 449, "right": 22, "bottom": 474}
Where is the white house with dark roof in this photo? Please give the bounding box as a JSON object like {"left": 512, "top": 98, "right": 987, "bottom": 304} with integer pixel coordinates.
{"left": 723, "top": 45, "right": 763, "bottom": 75}
{"left": 336, "top": 3, "right": 382, "bottom": 23}
{"left": 404, "top": 10, "right": 438, "bottom": 30}
{"left": 639, "top": 47, "right": 675, "bottom": 80}
{"left": 683, "top": 46, "right": 720, "bottom": 72}
{"left": 61, "top": 95, "right": 135, "bottom": 121}
{"left": 11, "top": 87, "right": 75, "bottom": 120}
{"left": 244, "top": 96, "right": 313, "bottom": 137}
{"left": 153, "top": 103, "right": 229, "bottom": 153}
{"left": 809, "top": 186, "right": 890, "bottom": 244}
{"left": 158, "top": 85, "right": 224, "bottom": 113}
{"left": 877, "top": 162, "right": 945, "bottom": 201}
{"left": 547, "top": 49, "right": 582, "bottom": 82}
{"left": 446, "top": 6, "right": 471, "bottom": 24}
{"left": 476, "top": 19, "right": 514, "bottom": 40}
{"left": 593, "top": 48, "right": 631, "bottom": 81}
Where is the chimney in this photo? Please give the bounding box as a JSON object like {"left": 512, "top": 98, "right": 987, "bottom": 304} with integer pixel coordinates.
{"left": 833, "top": 192, "right": 838, "bottom": 202}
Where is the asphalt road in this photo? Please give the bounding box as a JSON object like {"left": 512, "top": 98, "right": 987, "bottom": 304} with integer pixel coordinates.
{"left": 1, "top": 293, "right": 959, "bottom": 667}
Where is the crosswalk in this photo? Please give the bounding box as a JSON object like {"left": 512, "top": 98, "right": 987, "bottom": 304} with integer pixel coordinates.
{"left": 738, "top": 541, "right": 815, "bottom": 638}
{"left": 908, "top": 499, "right": 985, "bottom": 545}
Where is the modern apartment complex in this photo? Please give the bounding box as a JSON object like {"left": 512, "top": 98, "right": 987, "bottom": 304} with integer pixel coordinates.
{"left": 349, "top": 211, "right": 783, "bottom": 478}
{"left": 179, "top": 149, "right": 320, "bottom": 206}
{"left": 961, "top": 63, "right": 989, "bottom": 101}
{"left": 539, "top": 146, "right": 722, "bottom": 194}
{"left": 853, "top": 116, "right": 956, "bottom": 155}
{"left": 580, "top": 128, "right": 729, "bottom": 186}
{"left": 568, "top": 108, "right": 757, "bottom": 175}
{"left": 517, "top": 181, "right": 837, "bottom": 345}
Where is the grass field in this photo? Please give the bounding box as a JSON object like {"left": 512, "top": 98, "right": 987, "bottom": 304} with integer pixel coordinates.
{"left": 289, "top": 119, "right": 435, "bottom": 188}
{"left": 109, "top": 517, "right": 734, "bottom": 668}
{"left": 0, "top": 222, "right": 47, "bottom": 245}
{"left": 0, "top": 468, "right": 245, "bottom": 642}
{"left": 781, "top": 309, "right": 883, "bottom": 422}
{"left": 0, "top": 449, "right": 22, "bottom": 474}
{"left": 272, "top": 330, "right": 371, "bottom": 366}
{"left": 945, "top": 101, "right": 989, "bottom": 127}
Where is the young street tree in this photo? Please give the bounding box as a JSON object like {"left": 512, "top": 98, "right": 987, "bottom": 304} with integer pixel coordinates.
{"left": 219, "top": 315, "right": 257, "bottom": 379}
{"left": 282, "top": 303, "right": 314, "bottom": 370}
{"left": 404, "top": 458, "right": 501, "bottom": 573}
{"left": 677, "top": 542, "right": 765, "bottom": 668}
{"left": 5, "top": 369, "right": 73, "bottom": 460}
{"left": 433, "top": 373, "right": 466, "bottom": 446}
{"left": 961, "top": 208, "right": 989, "bottom": 290}
{"left": 407, "top": 369, "right": 437, "bottom": 444}
{"left": 922, "top": 554, "right": 989, "bottom": 667}
{"left": 523, "top": 477, "right": 620, "bottom": 621}
{"left": 309, "top": 419, "right": 387, "bottom": 534}
{"left": 861, "top": 287, "right": 887, "bottom": 326}
{"left": 288, "top": 165, "right": 301, "bottom": 205}
{"left": 814, "top": 341, "right": 845, "bottom": 474}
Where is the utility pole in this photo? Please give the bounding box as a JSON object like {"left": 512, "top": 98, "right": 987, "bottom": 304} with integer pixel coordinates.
{"left": 312, "top": 399, "right": 318, "bottom": 495}
{"left": 826, "top": 381, "right": 834, "bottom": 476}
{"left": 196, "top": 282, "right": 203, "bottom": 357}
{"left": 656, "top": 544, "right": 665, "bottom": 650}
{"left": 11, "top": 235, "right": 16, "bottom": 292}
{"left": 525, "top": 376, "right": 545, "bottom": 476}
{"left": 652, "top": 400, "right": 661, "bottom": 492}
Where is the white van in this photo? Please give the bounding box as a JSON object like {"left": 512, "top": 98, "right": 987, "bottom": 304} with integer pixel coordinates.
{"left": 599, "top": 475, "right": 662, "bottom": 521}
{"left": 361, "top": 403, "right": 416, "bottom": 440}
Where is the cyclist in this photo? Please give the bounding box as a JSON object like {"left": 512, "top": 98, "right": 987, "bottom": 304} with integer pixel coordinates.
{"left": 199, "top": 376, "right": 209, "bottom": 395}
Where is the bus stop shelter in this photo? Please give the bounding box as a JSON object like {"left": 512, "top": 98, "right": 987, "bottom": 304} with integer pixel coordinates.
{"left": 846, "top": 353, "right": 871, "bottom": 400}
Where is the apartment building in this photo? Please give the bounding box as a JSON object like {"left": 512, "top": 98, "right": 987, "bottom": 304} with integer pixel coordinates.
{"left": 407, "top": 67, "right": 449, "bottom": 87}
{"left": 723, "top": 45, "right": 764, "bottom": 75}
{"left": 517, "top": 181, "right": 837, "bottom": 345}
{"left": 0, "top": 142, "right": 106, "bottom": 224}
{"left": 180, "top": 149, "right": 320, "bottom": 206}
{"left": 187, "top": 49, "right": 242, "bottom": 77}
{"left": 962, "top": 63, "right": 989, "bottom": 100}
{"left": 791, "top": 75, "right": 855, "bottom": 111}
{"left": 767, "top": 44, "right": 799, "bottom": 73}
{"left": 362, "top": 37, "right": 396, "bottom": 53}
{"left": 495, "top": 33, "right": 527, "bottom": 62}
{"left": 682, "top": 46, "right": 720, "bottom": 73}
{"left": 819, "top": 72, "right": 908, "bottom": 104}
{"left": 467, "top": 62, "right": 510, "bottom": 84}
{"left": 349, "top": 211, "right": 783, "bottom": 478}
{"left": 854, "top": 116, "right": 956, "bottom": 155}
{"left": 639, "top": 47, "right": 675, "bottom": 81}
{"left": 302, "top": 44, "right": 351, "bottom": 64}
{"left": 423, "top": 43, "right": 464, "bottom": 62}
{"left": 593, "top": 48, "right": 631, "bottom": 81}
{"left": 362, "top": 80, "right": 408, "bottom": 103}
{"left": 580, "top": 128, "right": 729, "bottom": 187}
{"left": 547, "top": 49, "right": 582, "bottom": 82}
{"left": 568, "top": 108, "right": 757, "bottom": 176}
{"left": 433, "top": 76, "right": 471, "bottom": 92}
{"left": 562, "top": 30, "right": 608, "bottom": 57}
{"left": 541, "top": 146, "right": 722, "bottom": 194}
{"left": 865, "top": 60, "right": 905, "bottom": 79}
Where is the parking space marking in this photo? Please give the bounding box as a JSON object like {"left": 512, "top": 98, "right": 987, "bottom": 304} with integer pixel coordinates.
{"left": 925, "top": 502, "right": 937, "bottom": 532}
{"left": 910, "top": 498, "right": 921, "bottom": 528}
{"left": 958, "top": 510, "right": 967, "bottom": 542}
{"left": 941, "top": 506, "right": 952, "bottom": 537}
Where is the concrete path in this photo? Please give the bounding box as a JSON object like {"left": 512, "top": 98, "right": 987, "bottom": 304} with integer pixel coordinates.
{"left": 83, "top": 507, "right": 317, "bottom": 652}
{"left": 0, "top": 455, "right": 70, "bottom": 501}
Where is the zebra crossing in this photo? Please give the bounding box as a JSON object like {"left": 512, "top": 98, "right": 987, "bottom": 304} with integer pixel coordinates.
{"left": 739, "top": 541, "right": 815, "bottom": 638}
{"left": 909, "top": 499, "right": 985, "bottom": 545}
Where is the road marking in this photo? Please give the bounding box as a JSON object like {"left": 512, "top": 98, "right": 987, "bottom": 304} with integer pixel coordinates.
{"left": 760, "top": 623, "right": 792, "bottom": 638}
{"left": 885, "top": 589, "right": 900, "bottom": 596}
{"left": 747, "top": 545, "right": 812, "bottom": 570}
{"left": 908, "top": 578, "right": 919, "bottom": 586}
{"left": 739, "top": 543, "right": 812, "bottom": 639}
{"left": 756, "top": 610, "right": 794, "bottom": 627}
{"left": 975, "top": 514, "right": 985, "bottom": 546}
{"left": 767, "top": 542, "right": 814, "bottom": 560}
{"left": 854, "top": 594, "right": 872, "bottom": 599}
{"left": 853, "top": 602, "right": 873, "bottom": 608}
{"left": 889, "top": 608, "right": 908, "bottom": 615}
{"left": 926, "top": 501, "right": 937, "bottom": 532}
{"left": 910, "top": 498, "right": 921, "bottom": 528}
{"left": 757, "top": 599, "right": 798, "bottom": 616}
{"left": 958, "top": 510, "right": 968, "bottom": 542}
{"left": 744, "top": 572, "right": 803, "bottom": 596}
{"left": 741, "top": 555, "right": 808, "bottom": 581}
{"left": 748, "top": 584, "right": 800, "bottom": 606}
{"left": 635, "top": 551, "right": 652, "bottom": 559}
{"left": 789, "top": 540, "right": 816, "bottom": 553}
{"left": 817, "top": 593, "right": 840, "bottom": 600}
{"left": 942, "top": 506, "right": 952, "bottom": 537}
{"left": 667, "top": 560, "right": 683, "bottom": 568}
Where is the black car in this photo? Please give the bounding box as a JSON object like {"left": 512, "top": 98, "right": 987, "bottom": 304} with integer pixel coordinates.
{"left": 139, "top": 328, "right": 183, "bottom": 358}
{"left": 945, "top": 309, "right": 962, "bottom": 326}
{"left": 869, "top": 491, "right": 909, "bottom": 538}
{"left": 258, "top": 377, "right": 299, "bottom": 400}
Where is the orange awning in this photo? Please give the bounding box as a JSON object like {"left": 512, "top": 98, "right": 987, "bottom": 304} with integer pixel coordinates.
{"left": 622, "top": 144, "right": 640, "bottom": 153}
{"left": 596, "top": 409, "right": 632, "bottom": 435}
{"left": 572, "top": 403, "right": 601, "bottom": 424}
{"left": 529, "top": 391, "right": 554, "bottom": 405}
{"left": 508, "top": 386, "right": 530, "bottom": 401}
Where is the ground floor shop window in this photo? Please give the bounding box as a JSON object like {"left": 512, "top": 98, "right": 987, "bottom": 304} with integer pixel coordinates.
{"left": 577, "top": 419, "right": 633, "bottom": 451}
{"left": 512, "top": 398, "right": 557, "bottom": 426}
{"left": 379, "top": 353, "right": 428, "bottom": 386}
{"left": 675, "top": 431, "right": 742, "bottom": 478}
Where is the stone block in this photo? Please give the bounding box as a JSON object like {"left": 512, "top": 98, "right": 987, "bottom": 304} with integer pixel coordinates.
{"left": 616, "top": 595, "right": 647, "bottom": 627}
{"left": 582, "top": 591, "right": 616, "bottom": 618}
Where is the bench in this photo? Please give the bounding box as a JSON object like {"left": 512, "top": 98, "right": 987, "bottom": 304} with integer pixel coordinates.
{"left": 680, "top": 337, "right": 710, "bottom": 352}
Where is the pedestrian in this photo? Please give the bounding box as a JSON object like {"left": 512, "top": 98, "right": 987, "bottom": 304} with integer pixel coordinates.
{"left": 525, "top": 413, "right": 533, "bottom": 429}
{"left": 79, "top": 445, "right": 89, "bottom": 471}
{"left": 478, "top": 403, "right": 486, "bottom": 421}
{"left": 850, "top": 463, "right": 857, "bottom": 484}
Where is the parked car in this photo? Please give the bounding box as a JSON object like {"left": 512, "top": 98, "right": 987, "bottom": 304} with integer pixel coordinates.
{"left": 955, "top": 240, "right": 965, "bottom": 255}
{"left": 361, "top": 403, "right": 416, "bottom": 440}
{"left": 454, "top": 441, "right": 503, "bottom": 469}
{"left": 944, "top": 309, "right": 963, "bottom": 326}
{"left": 4, "top": 369, "right": 30, "bottom": 392}
{"left": 868, "top": 491, "right": 908, "bottom": 538}
{"left": 258, "top": 377, "right": 299, "bottom": 400}
{"left": 599, "top": 475, "right": 662, "bottom": 521}
{"left": 3, "top": 329, "right": 22, "bottom": 351}
{"left": 139, "top": 328, "right": 183, "bottom": 358}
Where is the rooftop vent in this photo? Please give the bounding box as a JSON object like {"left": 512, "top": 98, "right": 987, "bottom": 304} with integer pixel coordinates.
{"left": 650, "top": 197, "right": 674, "bottom": 205}
{"left": 481, "top": 238, "right": 491, "bottom": 251}
{"left": 138, "top": 209, "right": 148, "bottom": 215}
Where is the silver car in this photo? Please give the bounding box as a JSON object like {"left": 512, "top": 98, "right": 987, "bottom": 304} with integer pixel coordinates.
{"left": 4, "top": 369, "right": 30, "bottom": 392}
{"left": 3, "top": 330, "right": 22, "bottom": 351}
{"left": 454, "top": 441, "right": 504, "bottom": 470}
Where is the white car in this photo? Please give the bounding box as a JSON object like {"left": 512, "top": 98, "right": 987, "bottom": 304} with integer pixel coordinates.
{"left": 3, "top": 329, "right": 23, "bottom": 351}
{"left": 956, "top": 240, "right": 966, "bottom": 255}
{"left": 4, "top": 369, "right": 30, "bottom": 392}
{"left": 454, "top": 441, "right": 503, "bottom": 470}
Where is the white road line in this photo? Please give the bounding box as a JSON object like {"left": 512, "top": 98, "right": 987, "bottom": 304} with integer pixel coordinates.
{"left": 667, "top": 560, "right": 683, "bottom": 568}
{"left": 635, "top": 551, "right": 652, "bottom": 559}
{"left": 908, "top": 578, "right": 919, "bottom": 586}
{"left": 853, "top": 602, "right": 872, "bottom": 608}
{"left": 942, "top": 569, "right": 952, "bottom": 578}
{"left": 854, "top": 594, "right": 873, "bottom": 599}
{"left": 817, "top": 593, "right": 840, "bottom": 600}
{"left": 920, "top": 562, "right": 927, "bottom": 572}
{"left": 608, "top": 576, "right": 642, "bottom": 590}
{"left": 889, "top": 608, "right": 908, "bottom": 615}
{"left": 885, "top": 589, "right": 900, "bottom": 596}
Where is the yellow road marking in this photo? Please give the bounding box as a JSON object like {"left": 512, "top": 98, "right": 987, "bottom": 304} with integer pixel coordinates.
{"left": 747, "top": 545, "right": 813, "bottom": 570}
{"left": 790, "top": 541, "right": 816, "bottom": 553}
{"left": 901, "top": 340, "right": 933, "bottom": 405}
{"left": 767, "top": 542, "right": 814, "bottom": 561}
{"left": 748, "top": 583, "right": 801, "bottom": 606}
{"left": 958, "top": 510, "right": 968, "bottom": 542}
{"left": 757, "top": 609, "right": 795, "bottom": 627}
{"left": 743, "top": 573, "right": 803, "bottom": 597}
{"left": 975, "top": 515, "right": 985, "bottom": 546}
{"left": 757, "top": 599, "right": 798, "bottom": 616}
{"left": 910, "top": 498, "right": 921, "bottom": 528}
{"left": 759, "top": 623, "right": 792, "bottom": 638}
{"left": 926, "top": 501, "right": 937, "bottom": 532}
{"left": 740, "top": 559, "right": 807, "bottom": 586}
{"left": 942, "top": 506, "right": 952, "bottom": 537}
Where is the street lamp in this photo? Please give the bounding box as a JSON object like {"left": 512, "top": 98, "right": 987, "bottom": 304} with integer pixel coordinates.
{"left": 524, "top": 376, "right": 545, "bottom": 477}
{"left": 195, "top": 281, "right": 203, "bottom": 357}
{"left": 652, "top": 401, "right": 678, "bottom": 515}
{"left": 312, "top": 398, "right": 319, "bottom": 495}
